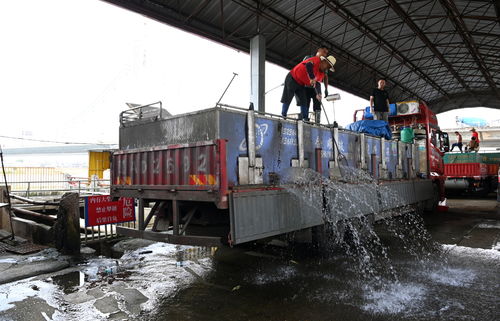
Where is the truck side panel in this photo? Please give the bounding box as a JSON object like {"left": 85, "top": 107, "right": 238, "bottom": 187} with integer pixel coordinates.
{"left": 444, "top": 163, "right": 487, "bottom": 177}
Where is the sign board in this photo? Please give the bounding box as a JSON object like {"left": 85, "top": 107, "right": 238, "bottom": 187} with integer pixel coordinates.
{"left": 84, "top": 195, "right": 135, "bottom": 227}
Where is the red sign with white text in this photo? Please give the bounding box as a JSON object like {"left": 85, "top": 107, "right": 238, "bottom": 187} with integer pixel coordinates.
{"left": 84, "top": 195, "right": 135, "bottom": 227}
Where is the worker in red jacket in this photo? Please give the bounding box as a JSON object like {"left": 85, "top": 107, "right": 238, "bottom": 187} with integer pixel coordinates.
{"left": 298, "top": 45, "right": 331, "bottom": 124}
{"left": 281, "top": 55, "right": 336, "bottom": 121}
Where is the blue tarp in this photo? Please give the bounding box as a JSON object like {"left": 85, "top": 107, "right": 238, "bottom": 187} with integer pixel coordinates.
{"left": 345, "top": 120, "right": 392, "bottom": 140}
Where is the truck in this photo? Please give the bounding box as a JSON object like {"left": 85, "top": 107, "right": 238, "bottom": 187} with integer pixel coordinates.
{"left": 443, "top": 152, "right": 500, "bottom": 196}
{"left": 110, "top": 100, "right": 442, "bottom": 247}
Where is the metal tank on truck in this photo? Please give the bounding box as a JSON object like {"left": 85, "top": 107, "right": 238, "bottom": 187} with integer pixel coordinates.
{"left": 354, "top": 100, "right": 448, "bottom": 210}
{"left": 110, "top": 100, "right": 438, "bottom": 247}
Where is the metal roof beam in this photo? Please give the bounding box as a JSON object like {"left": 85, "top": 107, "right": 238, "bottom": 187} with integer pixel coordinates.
{"left": 412, "top": 14, "right": 498, "bottom": 21}
{"left": 384, "top": 0, "right": 472, "bottom": 94}
{"left": 320, "top": 0, "right": 449, "bottom": 99}
{"left": 438, "top": 0, "right": 500, "bottom": 98}
{"left": 496, "top": 0, "right": 500, "bottom": 21}
{"left": 184, "top": 0, "right": 212, "bottom": 24}
{"left": 231, "top": 0, "right": 421, "bottom": 100}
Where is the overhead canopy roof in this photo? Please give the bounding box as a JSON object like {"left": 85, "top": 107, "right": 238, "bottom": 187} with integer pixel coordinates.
{"left": 102, "top": 0, "right": 500, "bottom": 113}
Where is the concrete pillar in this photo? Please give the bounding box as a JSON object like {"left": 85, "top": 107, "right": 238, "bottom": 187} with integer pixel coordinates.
{"left": 250, "top": 34, "right": 265, "bottom": 112}
{"left": 54, "top": 193, "right": 80, "bottom": 255}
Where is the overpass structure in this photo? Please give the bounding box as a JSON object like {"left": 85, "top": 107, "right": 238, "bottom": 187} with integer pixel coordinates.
{"left": 102, "top": 0, "right": 500, "bottom": 114}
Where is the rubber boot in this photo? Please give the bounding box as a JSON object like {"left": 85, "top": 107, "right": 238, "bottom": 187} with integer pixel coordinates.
{"left": 300, "top": 106, "right": 309, "bottom": 121}
{"left": 281, "top": 103, "right": 290, "bottom": 118}
{"left": 314, "top": 110, "right": 321, "bottom": 124}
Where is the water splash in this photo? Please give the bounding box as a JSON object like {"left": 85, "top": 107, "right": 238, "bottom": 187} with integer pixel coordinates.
{"left": 280, "top": 166, "right": 441, "bottom": 282}
{"left": 426, "top": 266, "right": 476, "bottom": 287}
{"left": 362, "top": 281, "right": 426, "bottom": 314}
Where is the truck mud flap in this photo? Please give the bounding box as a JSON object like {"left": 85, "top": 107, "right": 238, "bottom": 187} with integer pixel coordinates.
{"left": 229, "top": 189, "right": 323, "bottom": 245}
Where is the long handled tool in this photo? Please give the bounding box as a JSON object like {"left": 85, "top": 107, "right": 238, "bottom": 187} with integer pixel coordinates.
{"left": 319, "top": 98, "right": 348, "bottom": 168}
{"left": 0, "top": 145, "right": 15, "bottom": 241}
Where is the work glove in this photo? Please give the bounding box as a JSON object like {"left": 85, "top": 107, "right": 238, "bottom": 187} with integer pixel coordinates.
{"left": 324, "top": 90, "right": 329, "bottom": 98}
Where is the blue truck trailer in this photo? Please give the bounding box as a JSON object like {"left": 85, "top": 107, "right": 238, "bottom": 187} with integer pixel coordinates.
{"left": 111, "top": 103, "right": 437, "bottom": 246}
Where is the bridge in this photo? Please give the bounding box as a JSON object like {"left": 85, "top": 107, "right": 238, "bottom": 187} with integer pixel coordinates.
{"left": 101, "top": 0, "right": 500, "bottom": 113}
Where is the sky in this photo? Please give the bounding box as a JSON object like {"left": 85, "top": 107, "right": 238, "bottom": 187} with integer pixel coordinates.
{"left": 1, "top": 0, "right": 499, "bottom": 150}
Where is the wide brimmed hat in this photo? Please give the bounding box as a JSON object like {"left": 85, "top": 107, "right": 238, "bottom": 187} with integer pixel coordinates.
{"left": 470, "top": 128, "right": 476, "bottom": 131}
{"left": 321, "top": 55, "right": 336, "bottom": 72}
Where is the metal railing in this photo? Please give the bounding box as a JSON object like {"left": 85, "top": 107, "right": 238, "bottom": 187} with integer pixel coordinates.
{"left": 5, "top": 167, "right": 68, "bottom": 193}
{"left": 82, "top": 221, "right": 122, "bottom": 244}
{"left": 82, "top": 209, "right": 137, "bottom": 244}
{"left": 120, "top": 101, "right": 163, "bottom": 125}
{"left": 9, "top": 178, "right": 110, "bottom": 197}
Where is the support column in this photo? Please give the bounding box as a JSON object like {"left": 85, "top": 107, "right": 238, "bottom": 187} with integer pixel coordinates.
{"left": 298, "top": 120, "right": 305, "bottom": 167}
{"left": 381, "top": 138, "right": 388, "bottom": 179}
{"left": 247, "top": 110, "right": 256, "bottom": 184}
{"left": 250, "top": 35, "right": 266, "bottom": 112}
{"left": 172, "top": 199, "right": 179, "bottom": 236}
{"left": 397, "top": 141, "right": 404, "bottom": 178}
{"left": 138, "top": 198, "right": 145, "bottom": 231}
{"left": 360, "top": 134, "right": 367, "bottom": 169}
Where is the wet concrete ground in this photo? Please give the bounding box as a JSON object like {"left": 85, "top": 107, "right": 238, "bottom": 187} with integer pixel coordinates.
{"left": 0, "top": 197, "right": 498, "bottom": 321}
{"left": 148, "top": 197, "right": 500, "bottom": 321}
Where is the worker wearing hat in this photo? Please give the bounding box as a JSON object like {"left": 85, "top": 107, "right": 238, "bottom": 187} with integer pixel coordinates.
{"left": 281, "top": 54, "right": 336, "bottom": 121}
{"left": 297, "top": 45, "right": 332, "bottom": 124}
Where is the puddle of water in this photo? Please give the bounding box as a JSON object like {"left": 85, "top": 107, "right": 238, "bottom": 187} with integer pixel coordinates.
{"left": 50, "top": 271, "right": 85, "bottom": 294}
{"left": 0, "top": 279, "right": 59, "bottom": 312}
{"left": 249, "top": 265, "right": 297, "bottom": 285}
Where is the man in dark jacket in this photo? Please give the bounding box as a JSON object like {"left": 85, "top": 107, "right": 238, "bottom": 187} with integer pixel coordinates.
{"left": 369, "top": 79, "right": 390, "bottom": 122}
